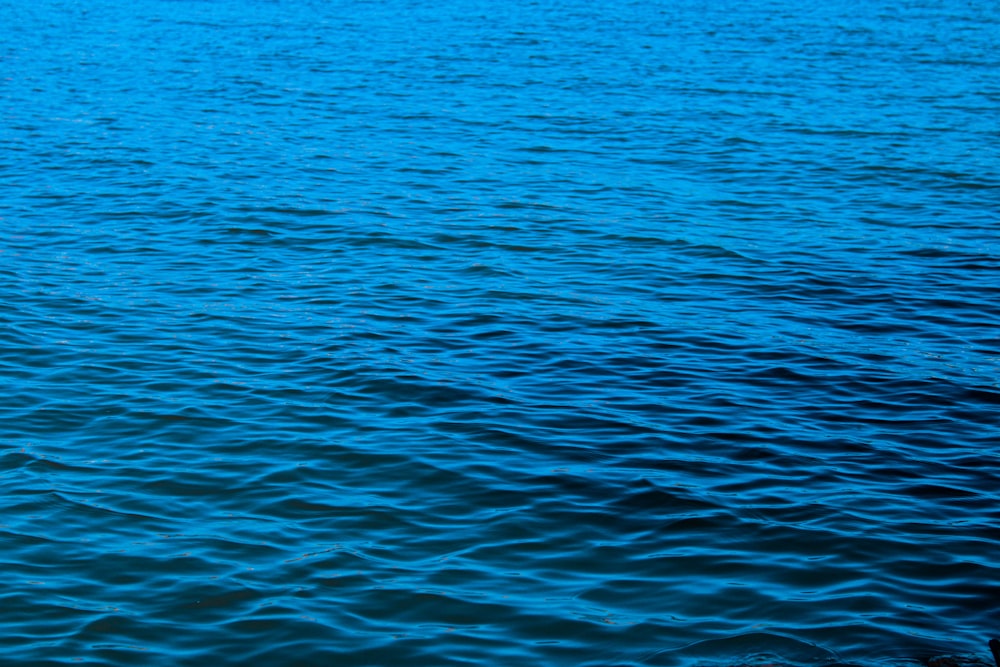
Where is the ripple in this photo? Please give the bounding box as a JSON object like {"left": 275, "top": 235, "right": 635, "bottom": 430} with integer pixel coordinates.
{"left": 2, "top": 0, "right": 999, "bottom": 664}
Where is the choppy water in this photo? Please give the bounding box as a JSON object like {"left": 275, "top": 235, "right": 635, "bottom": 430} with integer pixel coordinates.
{"left": 2, "top": 0, "right": 999, "bottom": 665}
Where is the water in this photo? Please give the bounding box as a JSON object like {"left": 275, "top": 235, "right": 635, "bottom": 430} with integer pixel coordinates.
{"left": 2, "top": 0, "right": 999, "bottom": 665}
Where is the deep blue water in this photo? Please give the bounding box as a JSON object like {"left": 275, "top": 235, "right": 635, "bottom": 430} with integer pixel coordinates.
{"left": 2, "top": 0, "right": 999, "bottom": 665}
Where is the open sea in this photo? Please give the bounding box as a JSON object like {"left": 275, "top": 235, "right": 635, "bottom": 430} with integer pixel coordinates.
{"left": 2, "top": 0, "right": 999, "bottom": 665}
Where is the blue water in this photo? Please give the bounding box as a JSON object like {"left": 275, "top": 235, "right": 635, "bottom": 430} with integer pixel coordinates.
{"left": 2, "top": 0, "right": 999, "bottom": 665}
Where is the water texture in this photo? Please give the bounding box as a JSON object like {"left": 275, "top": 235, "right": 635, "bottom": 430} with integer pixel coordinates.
{"left": 2, "top": 0, "right": 999, "bottom": 665}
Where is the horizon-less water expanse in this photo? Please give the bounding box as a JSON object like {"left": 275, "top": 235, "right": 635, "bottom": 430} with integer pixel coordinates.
{"left": 2, "top": 0, "right": 999, "bottom": 665}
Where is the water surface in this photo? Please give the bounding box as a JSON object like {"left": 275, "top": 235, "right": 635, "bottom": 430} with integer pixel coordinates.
{"left": 2, "top": 0, "right": 999, "bottom": 665}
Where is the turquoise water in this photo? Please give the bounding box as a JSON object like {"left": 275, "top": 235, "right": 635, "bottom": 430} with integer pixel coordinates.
{"left": 2, "top": 0, "right": 999, "bottom": 665}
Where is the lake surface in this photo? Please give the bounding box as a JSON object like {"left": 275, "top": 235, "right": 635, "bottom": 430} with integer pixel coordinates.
{"left": 2, "top": 0, "right": 999, "bottom": 665}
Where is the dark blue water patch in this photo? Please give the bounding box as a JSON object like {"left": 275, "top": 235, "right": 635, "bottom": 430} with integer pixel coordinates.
{"left": 2, "top": 0, "right": 1000, "bottom": 665}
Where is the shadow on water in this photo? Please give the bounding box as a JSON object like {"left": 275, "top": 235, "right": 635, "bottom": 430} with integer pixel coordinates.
{"left": 645, "top": 632, "right": 840, "bottom": 667}
{"left": 644, "top": 633, "right": 1000, "bottom": 667}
